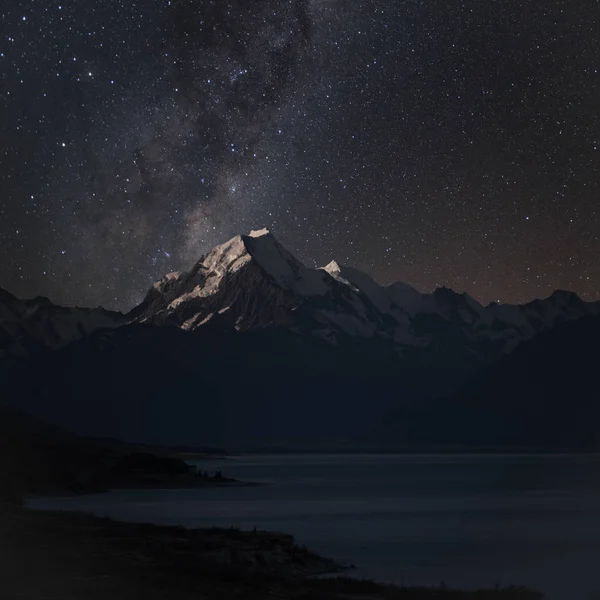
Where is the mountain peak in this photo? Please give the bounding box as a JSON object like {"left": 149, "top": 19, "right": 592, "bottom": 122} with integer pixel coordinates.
{"left": 247, "top": 227, "right": 271, "bottom": 239}
{"left": 550, "top": 289, "right": 580, "bottom": 300}
{"left": 433, "top": 286, "right": 459, "bottom": 298}
{"left": 323, "top": 260, "right": 342, "bottom": 274}
{"left": 134, "top": 228, "right": 334, "bottom": 330}
{"left": 321, "top": 260, "right": 361, "bottom": 293}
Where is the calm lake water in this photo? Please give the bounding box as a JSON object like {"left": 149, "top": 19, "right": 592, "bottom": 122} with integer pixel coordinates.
{"left": 28, "top": 454, "right": 600, "bottom": 600}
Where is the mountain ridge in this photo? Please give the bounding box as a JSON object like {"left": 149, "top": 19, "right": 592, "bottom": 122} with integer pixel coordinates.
{"left": 3, "top": 228, "right": 599, "bottom": 366}
{"left": 132, "top": 228, "right": 600, "bottom": 364}
{"left": 0, "top": 286, "right": 125, "bottom": 358}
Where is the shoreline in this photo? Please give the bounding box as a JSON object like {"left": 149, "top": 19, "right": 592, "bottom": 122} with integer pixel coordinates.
{"left": 228, "top": 446, "right": 600, "bottom": 455}
{"left": 4, "top": 503, "right": 544, "bottom": 599}
{"left": 24, "top": 476, "right": 266, "bottom": 500}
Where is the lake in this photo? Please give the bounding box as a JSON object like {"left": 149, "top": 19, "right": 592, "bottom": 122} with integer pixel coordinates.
{"left": 28, "top": 453, "right": 600, "bottom": 600}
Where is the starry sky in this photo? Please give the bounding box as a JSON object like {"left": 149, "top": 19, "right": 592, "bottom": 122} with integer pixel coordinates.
{"left": 1, "top": 0, "right": 599, "bottom": 310}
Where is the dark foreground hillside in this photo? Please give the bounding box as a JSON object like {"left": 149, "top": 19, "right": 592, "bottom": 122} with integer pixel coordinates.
{"left": 0, "top": 506, "right": 542, "bottom": 600}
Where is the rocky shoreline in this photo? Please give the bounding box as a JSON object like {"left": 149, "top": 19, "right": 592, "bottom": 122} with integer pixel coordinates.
{"left": 1, "top": 503, "right": 544, "bottom": 600}
{"left": 1, "top": 504, "right": 341, "bottom": 599}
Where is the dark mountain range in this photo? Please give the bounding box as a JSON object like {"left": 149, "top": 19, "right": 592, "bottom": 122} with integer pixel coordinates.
{"left": 3, "top": 229, "right": 598, "bottom": 367}
{"left": 0, "top": 286, "right": 125, "bottom": 359}
{"left": 2, "top": 229, "right": 599, "bottom": 449}
{"left": 3, "top": 323, "right": 415, "bottom": 447}
{"left": 374, "top": 314, "right": 600, "bottom": 449}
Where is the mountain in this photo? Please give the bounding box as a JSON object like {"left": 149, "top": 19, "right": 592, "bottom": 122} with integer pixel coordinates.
{"left": 374, "top": 314, "right": 600, "bottom": 449}
{"left": 133, "top": 228, "right": 600, "bottom": 368}
{"left": 131, "top": 228, "right": 402, "bottom": 343}
{"left": 0, "top": 287, "right": 126, "bottom": 358}
{"left": 388, "top": 284, "right": 600, "bottom": 354}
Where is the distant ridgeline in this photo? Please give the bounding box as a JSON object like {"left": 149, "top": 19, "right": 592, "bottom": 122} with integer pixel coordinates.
{"left": 2, "top": 229, "right": 600, "bottom": 450}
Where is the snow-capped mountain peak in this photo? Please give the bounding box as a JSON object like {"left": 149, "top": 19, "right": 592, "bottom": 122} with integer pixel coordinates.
{"left": 321, "top": 260, "right": 359, "bottom": 292}
{"left": 248, "top": 227, "right": 270, "bottom": 238}
{"left": 133, "top": 230, "right": 347, "bottom": 333}
{"left": 323, "top": 259, "right": 342, "bottom": 274}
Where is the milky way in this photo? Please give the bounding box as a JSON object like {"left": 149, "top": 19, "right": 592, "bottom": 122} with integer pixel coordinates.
{"left": 1, "top": 0, "right": 600, "bottom": 309}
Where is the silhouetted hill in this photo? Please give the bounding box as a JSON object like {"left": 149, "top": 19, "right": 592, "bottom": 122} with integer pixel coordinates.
{"left": 4, "top": 322, "right": 445, "bottom": 448}
{"left": 0, "top": 405, "right": 231, "bottom": 502}
{"left": 376, "top": 315, "right": 600, "bottom": 449}
{"left": 6, "top": 312, "right": 600, "bottom": 450}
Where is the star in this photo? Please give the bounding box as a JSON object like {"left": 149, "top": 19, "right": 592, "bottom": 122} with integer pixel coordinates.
{"left": 0, "top": 0, "right": 598, "bottom": 310}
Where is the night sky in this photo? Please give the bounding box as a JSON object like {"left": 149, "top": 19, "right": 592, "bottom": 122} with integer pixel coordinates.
{"left": 1, "top": 1, "right": 599, "bottom": 311}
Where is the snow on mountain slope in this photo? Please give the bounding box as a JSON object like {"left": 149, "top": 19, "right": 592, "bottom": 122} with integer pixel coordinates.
{"left": 322, "top": 261, "right": 413, "bottom": 343}
{"left": 387, "top": 284, "right": 484, "bottom": 320}
{"left": 244, "top": 228, "right": 331, "bottom": 296}
{"left": 0, "top": 287, "right": 126, "bottom": 358}
{"left": 325, "top": 262, "right": 394, "bottom": 316}
{"left": 481, "top": 290, "right": 600, "bottom": 351}
{"left": 386, "top": 281, "right": 600, "bottom": 353}
{"left": 322, "top": 261, "right": 358, "bottom": 292}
